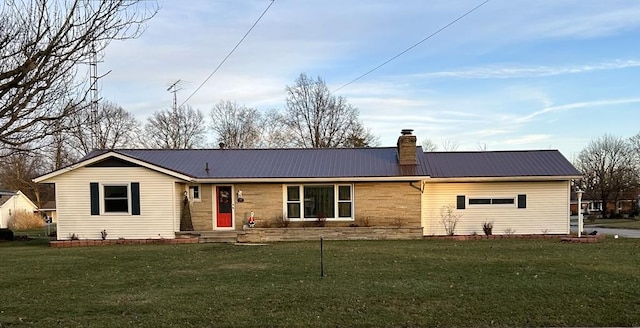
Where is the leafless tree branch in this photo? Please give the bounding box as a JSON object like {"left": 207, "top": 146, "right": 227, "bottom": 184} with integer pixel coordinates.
{"left": 0, "top": 0, "right": 157, "bottom": 155}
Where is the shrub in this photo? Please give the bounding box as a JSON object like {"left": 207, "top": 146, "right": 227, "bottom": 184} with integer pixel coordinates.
{"left": 8, "top": 211, "right": 45, "bottom": 230}
{"left": 316, "top": 212, "right": 327, "bottom": 227}
{"left": 356, "top": 216, "right": 371, "bottom": 227}
{"left": 260, "top": 219, "right": 273, "bottom": 228}
{"left": 0, "top": 228, "right": 14, "bottom": 241}
{"left": 482, "top": 220, "right": 493, "bottom": 236}
{"left": 272, "top": 215, "right": 289, "bottom": 228}
{"left": 439, "top": 204, "right": 461, "bottom": 236}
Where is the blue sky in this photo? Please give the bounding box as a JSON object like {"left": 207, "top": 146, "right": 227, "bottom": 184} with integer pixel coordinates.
{"left": 99, "top": 0, "right": 640, "bottom": 159}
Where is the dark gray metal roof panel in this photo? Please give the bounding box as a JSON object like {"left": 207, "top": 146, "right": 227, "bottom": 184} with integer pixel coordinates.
{"left": 89, "top": 147, "right": 431, "bottom": 179}
{"left": 0, "top": 195, "right": 12, "bottom": 206}
{"left": 424, "top": 150, "right": 581, "bottom": 178}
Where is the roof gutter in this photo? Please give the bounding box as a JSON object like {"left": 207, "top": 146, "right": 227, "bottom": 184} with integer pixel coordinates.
{"left": 193, "top": 176, "right": 428, "bottom": 183}
{"left": 425, "top": 175, "right": 582, "bottom": 183}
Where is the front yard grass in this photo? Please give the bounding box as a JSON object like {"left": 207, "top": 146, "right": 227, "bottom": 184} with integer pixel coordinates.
{"left": 12, "top": 224, "right": 56, "bottom": 238}
{"left": 1, "top": 238, "right": 640, "bottom": 327}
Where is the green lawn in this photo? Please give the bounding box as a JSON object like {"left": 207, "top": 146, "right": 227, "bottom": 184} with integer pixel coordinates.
{"left": 1, "top": 238, "right": 640, "bottom": 327}
{"left": 11, "top": 224, "right": 56, "bottom": 238}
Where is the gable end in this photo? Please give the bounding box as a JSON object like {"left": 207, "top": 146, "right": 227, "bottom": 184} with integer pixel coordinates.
{"left": 86, "top": 157, "right": 141, "bottom": 168}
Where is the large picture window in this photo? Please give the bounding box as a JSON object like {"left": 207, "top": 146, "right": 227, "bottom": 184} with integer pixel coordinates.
{"left": 104, "top": 185, "right": 129, "bottom": 213}
{"left": 286, "top": 184, "right": 353, "bottom": 220}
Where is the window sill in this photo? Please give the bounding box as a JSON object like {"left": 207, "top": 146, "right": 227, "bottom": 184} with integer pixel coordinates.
{"left": 101, "top": 212, "right": 132, "bottom": 216}
{"left": 287, "top": 218, "right": 354, "bottom": 222}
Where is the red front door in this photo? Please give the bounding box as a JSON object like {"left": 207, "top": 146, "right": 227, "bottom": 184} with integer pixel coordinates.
{"left": 216, "top": 186, "right": 232, "bottom": 228}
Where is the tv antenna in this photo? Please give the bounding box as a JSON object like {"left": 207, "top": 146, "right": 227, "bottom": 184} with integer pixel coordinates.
{"left": 167, "top": 80, "right": 183, "bottom": 110}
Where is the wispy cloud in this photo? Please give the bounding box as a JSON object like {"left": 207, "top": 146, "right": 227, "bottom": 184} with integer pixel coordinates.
{"left": 501, "top": 134, "right": 552, "bottom": 146}
{"left": 415, "top": 60, "right": 640, "bottom": 80}
{"left": 514, "top": 98, "right": 640, "bottom": 124}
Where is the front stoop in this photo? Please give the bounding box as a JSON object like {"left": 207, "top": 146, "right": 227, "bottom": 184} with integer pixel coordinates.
{"left": 238, "top": 227, "right": 423, "bottom": 243}
{"left": 189, "top": 231, "right": 240, "bottom": 243}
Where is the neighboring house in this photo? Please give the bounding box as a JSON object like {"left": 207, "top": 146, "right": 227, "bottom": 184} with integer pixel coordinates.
{"left": 570, "top": 190, "right": 639, "bottom": 216}
{"left": 0, "top": 190, "right": 39, "bottom": 229}
{"left": 38, "top": 201, "right": 57, "bottom": 223}
{"left": 34, "top": 130, "right": 581, "bottom": 240}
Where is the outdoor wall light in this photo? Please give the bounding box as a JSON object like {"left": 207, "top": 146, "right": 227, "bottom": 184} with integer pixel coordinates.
{"left": 237, "top": 190, "right": 244, "bottom": 202}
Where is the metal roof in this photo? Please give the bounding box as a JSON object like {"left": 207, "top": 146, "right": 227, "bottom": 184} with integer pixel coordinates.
{"left": 73, "top": 148, "right": 580, "bottom": 181}
{"left": 91, "top": 147, "right": 432, "bottom": 179}
{"left": 40, "top": 201, "right": 57, "bottom": 210}
{"left": 423, "top": 150, "right": 581, "bottom": 178}
{"left": 0, "top": 195, "right": 12, "bottom": 206}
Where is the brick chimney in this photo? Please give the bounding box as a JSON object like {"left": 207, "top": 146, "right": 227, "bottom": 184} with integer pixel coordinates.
{"left": 397, "top": 129, "right": 417, "bottom": 165}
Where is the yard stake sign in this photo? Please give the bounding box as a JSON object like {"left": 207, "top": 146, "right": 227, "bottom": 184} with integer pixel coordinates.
{"left": 320, "top": 237, "right": 324, "bottom": 278}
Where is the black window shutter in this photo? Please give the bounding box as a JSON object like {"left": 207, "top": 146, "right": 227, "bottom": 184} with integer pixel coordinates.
{"left": 90, "top": 183, "right": 99, "bottom": 215}
{"left": 456, "top": 195, "right": 466, "bottom": 210}
{"left": 518, "top": 194, "right": 527, "bottom": 209}
{"left": 131, "top": 182, "right": 141, "bottom": 215}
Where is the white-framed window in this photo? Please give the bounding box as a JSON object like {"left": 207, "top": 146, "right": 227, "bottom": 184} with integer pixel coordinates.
{"left": 468, "top": 197, "right": 515, "bottom": 206}
{"left": 285, "top": 184, "right": 354, "bottom": 220}
{"left": 588, "top": 201, "right": 603, "bottom": 212}
{"left": 103, "top": 184, "right": 129, "bottom": 213}
{"left": 189, "top": 185, "right": 201, "bottom": 201}
{"left": 461, "top": 194, "right": 526, "bottom": 209}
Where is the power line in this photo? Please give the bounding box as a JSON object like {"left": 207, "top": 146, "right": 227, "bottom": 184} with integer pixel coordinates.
{"left": 180, "top": 0, "right": 276, "bottom": 107}
{"left": 331, "top": 0, "right": 490, "bottom": 94}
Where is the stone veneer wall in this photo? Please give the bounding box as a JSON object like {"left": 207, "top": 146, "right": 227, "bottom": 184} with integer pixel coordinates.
{"left": 354, "top": 182, "right": 422, "bottom": 227}
{"left": 185, "top": 181, "right": 423, "bottom": 231}
{"left": 234, "top": 183, "right": 284, "bottom": 229}
{"left": 238, "top": 227, "right": 423, "bottom": 243}
{"left": 189, "top": 184, "right": 213, "bottom": 230}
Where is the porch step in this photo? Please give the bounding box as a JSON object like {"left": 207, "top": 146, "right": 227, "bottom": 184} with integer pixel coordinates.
{"left": 197, "top": 231, "right": 239, "bottom": 243}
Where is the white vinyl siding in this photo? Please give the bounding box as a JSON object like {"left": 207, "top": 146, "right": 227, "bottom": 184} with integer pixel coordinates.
{"left": 0, "top": 192, "right": 38, "bottom": 229}
{"left": 422, "top": 181, "right": 570, "bottom": 235}
{"left": 48, "top": 167, "right": 182, "bottom": 240}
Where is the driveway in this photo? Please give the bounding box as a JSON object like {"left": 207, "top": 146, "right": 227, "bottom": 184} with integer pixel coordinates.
{"left": 581, "top": 226, "right": 640, "bottom": 238}
{"left": 570, "top": 216, "right": 640, "bottom": 238}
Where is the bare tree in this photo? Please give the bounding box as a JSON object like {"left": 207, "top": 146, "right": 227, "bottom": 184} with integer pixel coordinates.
{"left": 209, "top": 100, "right": 262, "bottom": 149}
{"left": 629, "top": 132, "right": 640, "bottom": 161}
{"left": 441, "top": 138, "right": 460, "bottom": 151}
{"left": 343, "top": 125, "right": 379, "bottom": 148}
{"left": 422, "top": 138, "right": 438, "bottom": 152}
{"left": 575, "top": 134, "right": 638, "bottom": 217}
{"left": 47, "top": 128, "right": 77, "bottom": 170}
{"left": 475, "top": 143, "right": 488, "bottom": 151}
{"left": 0, "top": 152, "right": 54, "bottom": 207}
{"left": 284, "top": 73, "right": 378, "bottom": 148}
{"left": 0, "top": 0, "right": 157, "bottom": 155}
{"left": 66, "top": 101, "right": 141, "bottom": 156}
{"left": 258, "top": 109, "right": 294, "bottom": 148}
{"left": 143, "top": 106, "right": 206, "bottom": 149}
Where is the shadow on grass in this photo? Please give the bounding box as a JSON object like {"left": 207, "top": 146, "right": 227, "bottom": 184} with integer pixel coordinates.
{"left": 0, "top": 237, "right": 51, "bottom": 248}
